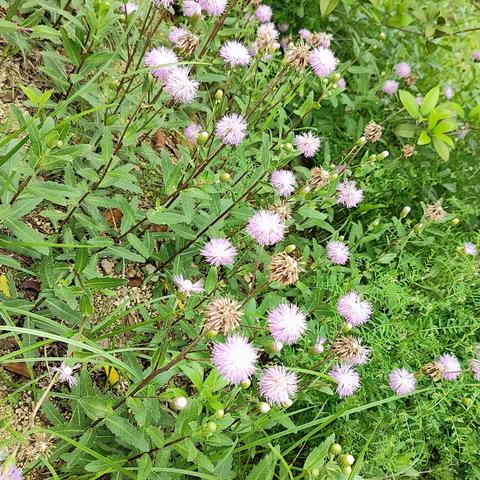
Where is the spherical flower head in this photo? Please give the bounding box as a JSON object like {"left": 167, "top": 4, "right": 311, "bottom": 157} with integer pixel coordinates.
{"left": 246, "top": 210, "right": 285, "bottom": 246}
{"left": 313, "top": 336, "right": 326, "bottom": 354}
{"left": 259, "top": 366, "right": 298, "bottom": 405}
{"left": 219, "top": 40, "right": 251, "bottom": 67}
{"left": 326, "top": 240, "right": 349, "bottom": 265}
{"left": 278, "top": 23, "right": 289, "bottom": 33}
{"left": 174, "top": 275, "right": 204, "bottom": 296}
{"left": 394, "top": 62, "right": 411, "bottom": 78}
{"left": 464, "top": 242, "right": 477, "bottom": 256}
{"left": 382, "top": 80, "right": 399, "bottom": 95}
{"left": 336, "top": 180, "right": 363, "bottom": 208}
{"left": 267, "top": 302, "right": 307, "bottom": 345}
{"left": 332, "top": 336, "right": 371, "bottom": 365}
{"left": 211, "top": 335, "right": 257, "bottom": 384}
{"left": 206, "top": 297, "right": 242, "bottom": 333}
{"left": 438, "top": 353, "right": 461, "bottom": 380}
{"left": 53, "top": 362, "right": 80, "bottom": 388}
{"left": 472, "top": 51, "right": 480, "bottom": 62}
{"left": 201, "top": 238, "right": 237, "bottom": 266}
{"left": 198, "top": 0, "right": 227, "bottom": 16}
{"left": 269, "top": 252, "right": 300, "bottom": 285}
{"left": 183, "top": 0, "right": 202, "bottom": 16}
{"left": 294, "top": 131, "right": 321, "bottom": 158}
{"left": 169, "top": 27, "right": 189, "bottom": 44}
{"left": 154, "top": 0, "right": 175, "bottom": 8}
{"left": 337, "top": 291, "right": 373, "bottom": 327}
{"left": 315, "top": 32, "right": 332, "bottom": 48}
{"left": 329, "top": 364, "right": 360, "bottom": 398}
{"left": 215, "top": 113, "right": 247, "bottom": 146}
{"left": 144, "top": 46, "right": 178, "bottom": 82}
{"left": 309, "top": 47, "right": 338, "bottom": 78}
{"left": 165, "top": 67, "right": 199, "bottom": 104}
{"left": 444, "top": 85, "right": 454, "bottom": 100}
{"left": 123, "top": 2, "right": 138, "bottom": 14}
{"left": 336, "top": 77, "right": 346, "bottom": 89}
{"left": 389, "top": 368, "right": 416, "bottom": 394}
{"left": 270, "top": 169, "right": 296, "bottom": 196}
{"left": 256, "top": 4, "right": 272, "bottom": 22}
{"left": 299, "top": 28, "right": 311, "bottom": 41}
{"left": 184, "top": 123, "right": 202, "bottom": 143}
{"left": 470, "top": 359, "right": 480, "bottom": 381}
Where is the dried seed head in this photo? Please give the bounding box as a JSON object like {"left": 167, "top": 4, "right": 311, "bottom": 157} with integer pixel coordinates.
{"left": 284, "top": 42, "right": 311, "bottom": 70}
{"left": 423, "top": 361, "right": 444, "bottom": 381}
{"left": 402, "top": 144, "right": 415, "bottom": 158}
{"left": 205, "top": 297, "right": 242, "bottom": 333}
{"left": 425, "top": 201, "right": 447, "bottom": 221}
{"left": 332, "top": 336, "right": 371, "bottom": 365}
{"left": 308, "top": 167, "right": 331, "bottom": 189}
{"left": 269, "top": 200, "right": 292, "bottom": 222}
{"left": 363, "top": 122, "right": 383, "bottom": 143}
{"left": 176, "top": 32, "right": 199, "bottom": 56}
{"left": 404, "top": 73, "right": 416, "bottom": 86}
{"left": 269, "top": 252, "right": 300, "bottom": 285}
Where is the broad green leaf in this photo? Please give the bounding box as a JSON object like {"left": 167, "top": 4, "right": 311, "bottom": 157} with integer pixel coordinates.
{"left": 137, "top": 454, "right": 153, "bottom": 480}
{"left": 79, "top": 396, "right": 114, "bottom": 420}
{"left": 320, "top": 0, "right": 339, "bottom": 16}
{"left": 399, "top": 90, "right": 419, "bottom": 119}
{"left": 432, "top": 137, "right": 450, "bottom": 160}
{"left": 394, "top": 123, "right": 415, "bottom": 138}
{"left": 421, "top": 87, "right": 439, "bottom": 116}
{"left": 432, "top": 120, "right": 457, "bottom": 134}
{"left": 417, "top": 131, "right": 431, "bottom": 145}
{"left": 303, "top": 433, "right": 335, "bottom": 471}
{"left": 246, "top": 453, "right": 277, "bottom": 480}
{"left": 84, "top": 277, "right": 128, "bottom": 289}
{"left": 105, "top": 416, "right": 150, "bottom": 452}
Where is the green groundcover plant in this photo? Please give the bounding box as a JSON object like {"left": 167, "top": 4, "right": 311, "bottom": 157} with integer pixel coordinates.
{"left": 0, "top": 0, "right": 479, "bottom": 479}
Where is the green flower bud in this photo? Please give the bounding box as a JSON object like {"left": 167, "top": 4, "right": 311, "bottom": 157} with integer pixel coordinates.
{"left": 330, "top": 443, "right": 342, "bottom": 455}
{"left": 284, "top": 244, "right": 296, "bottom": 254}
{"left": 215, "top": 409, "right": 225, "bottom": 418}
{"left": 220, "top": 172, "right": 231, "bottom": 182}
{"left": 285, "top": 142, "right": 294, "bottom": 152}
{"left": 343, "top": 466, "right": 352, "bottom": 474}
{"left": 310, "top": 467, "right": 320, "bottom": 477}
{"left": 197, "top": 131, "right": 209, "bottom": 145}
{"left": 257, "top": 402, "right": 270, "bottom": 413}
{"left": 368, "top": 154, "right": 377, "bottom": 162}
{"left": 241, "top": 379, "right": 251, "bottom": 389}
{"left": 414, "top": 223, "right": 424, "bottom": 232}
{"left": 206, "top": 329, "right": 218, "bottom": 339}
{"left": 215, "top": 89, "right": 224, "bottom": 101}
{"left": 400, "top": 206, "right": 411, "bottom": 218}
{"left": 207, "top": 421, "right": 217, "bottom": 433}
{"left": 173, "top": 396, "right": 188, "bottom": 410}
{"left": 330, "top": 172, "right": 339, "bottom": 180}
{"left": 356, "top": 136, "right": 366, "bottom": 145}
{"left": 282, "top": 399, "right": 293, "bottom": 408}
{"left": 377, "top": 150, "right": 389, "bottom": 160}
{"left": 371, "top": 219, "right": 380, "bottom": 228}
{"left": 451, "top": 217, "right": 460, "bottom": 226}
{"left": 380, "top": 31, "right": 386, "bottom": 39}
{"left": 303, "top": 185, "right": 311, "bottom": 193}
{"left": 342, "top": 322, "right": 353, "bottom": 334}
{"left": 463, "top": 397, "right": 473, "bottom": 408}
{"left": 56, "top": 140, "right": 64, "bottom": 148}
{"left": 332, "top": 73, "right": 341, "bottom": 82}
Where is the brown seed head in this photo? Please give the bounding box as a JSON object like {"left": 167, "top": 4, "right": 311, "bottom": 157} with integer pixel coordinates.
{"left": 205, "top": 297, "right": 242, "bottom": 334}
{"left": 308, "top": 167, "right": 331, "bottom": 189}
{"left": 363, "top": 122, "right": 383, "bottom": 143}
{"left": 269, "top": 252, "right": 300, "bottom": 285}
{"left": 332, "top": 336, "right": 371, "bottom": 365}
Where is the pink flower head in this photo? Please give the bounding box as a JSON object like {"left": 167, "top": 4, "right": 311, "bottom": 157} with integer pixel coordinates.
{"left": 299, "top": 28, "right": 311, "bottom": 41}
{"left": 278, "top": 23, "right": 289, "bottom": 33}
{"left": 198, "top": 0, "right": 227, "bottom": 16}
{"left": 438, "top": 353, "right": 461, "bottom": 380}
{"left": 383, "top": 80, "right": 399, "bottom": 95}
{"left": 174, "top": 275, "right": 204, "bottom": 296}
{"left": 201, "top": 238, "right": 237, "bottom": 266}
{"left": 326, "top": 240, "right": 349, "bottom": 265}
{"left": 257, "top": 22, "right": 279, "bottom": 42}
{"left": 464, "top": 242, "right": 477, "bottom": 256}
{"left": 184, "top": 123, "right": 202, "bottom": 142}
{"left": 389, "top": 368, "right": 416, "bottom": 394}
{"left": 53, "top": 362, "right": 80, "bottom": 388}
{"left": 165, "top": 67, "right": 200, "bottom": 104}
{"left": 317, "top": 32, "right": 332, "bottom": 48}
{"left": 212, "top": 335, "right": 257, "bottom": 384}
{"left": 259, "top": 366, "right": 298, "bottom": 405}
{"left": 309, "top": 47, "right": 338, "bottom": 78}
{"left": 336, "top": 180, "right": 363, "bottom": 208}
{"left": 1, "top": 464, "right": 23, "bottom": 480}
{"left": 313, "top": 336, "right": 327, "bottom": 354}
{"left": 122, "top": 2, "right": 138, "bottom": 14}
{"left": 294, "top": 132, "right": 321, "bottom": 158}
{"left": 336, "top": 77, "right": 346, "bottom": 89}
{"left": 219, "top": 40, "right": 251, "bottom": 67}
{"left": 168, "top": 26, "right": 189, "bottom": 44}
{"left": 416, "top": 95, "right": 423, "bottom": 105}
{"left": 337, "top": 291, "right": 373, "bottom": 327}
{"left": 183, "top": 0, "right": 202, "bottom": 16}
{"left": 144, "top": 46, "right": 179, "bottom": 82}
{"left": 255, "top": 4, "right": 272, "bottom": 23}
{"left": 270, "top": 169, "right": 296, "bottom": 196}
{"left": 470, "top": 359, "right": 480, "bottom": 381}
{"left": 246, "top": 210, "right": 285, "bottom": 246}
{"left": 267, "top": 302, "right": 307, "bottom": 345}
{"left": 394, "top": 62, "right": 411, "bottom": 78}
{"left": 444, "top": 85, "right": 454, "bottom": 100}
{"left": 329, "top": 363, "right": 360, "bottom": 398}
{"left": 154, "top": 0, "right": 175, "bottom": 8}
{"left": 472, "top": 51, "right": 480, "bottom": 62}
{"left": 215, "top": 113, "right": 247, "bottom": 146}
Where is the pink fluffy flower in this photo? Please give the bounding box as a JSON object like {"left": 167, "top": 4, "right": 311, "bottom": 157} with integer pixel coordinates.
{"left": 337, "top": 292, "right": 373, "bottom": 327}
{"left": 184, "top": 123, "right": 202, "bottom": 142}
{"left": 326, "top": 240, "right": 349, "bottom": 265}
{"left": 278, "top": 23, "right": 289, "bottom": 33}
{"left": 470, "top": 359, "right": 480, "bottom": 380}
{"left": 198, "top": 0, "right": 227, "bottom": 15}
{"left": 438, "top": 353, "right": 461, "bottom": 380}
{"left": 464, "top": 242, "right": 477, "bottom": 256}
{"left": 122, "top": 2, "right": 138, "bottom": 14}
{"left": 212, "top": 335, "right": 257, "bottom": 384}
{"left": 201, "top": 238, "right": 237, "bottom": 266}
{"left": 383, "top": 80, "right": 399, "bottom": 95}
{"left": 329, "top": 363, "right": 360, "bottom": 398}
{"left": 219, "top": 40, "right": 251, "bottom": 67}
{"left": 336, "top": 180, "right": 363, "bottom": 208}
{"left": 472, "top": 51, "right": 480, "bottom": 62}
{"left": 1, "top": 464, "right": 23, "bottom": 480}
{"left": 336, "top": 77, "right": 346, "bottom": 89}
{"left": 154, "top": 0, "right": 175, "bottom": 7}
{"left": 270, "top": 169, "right": 296, "bottom": 196}
{"left": 294, "top": 132, "right": 321, "bottom": 158}
{"left": 246, "top": 210, "right": 285, "bottom": 246}
{"left": 183, "top": 0, "right": 202, "bottom": 16}
{"left": 259, "top": 366, "right": 298, "bottom": 405}
{"left": 309, "top": 47, "right": 339, "bottom": 78}
{"left": 267, "top": 302, "right": 307, "bottom": 345}
{"left": 168, "top": 27, "right": 189, "bottom": 44}
{"left": 389, "top": 368, "right": 416, "bottom": 394}
{"left": 144, "top": 46, "right": 179, "bottom": 82}
{"left": 165, "top": 67, "right": 199, "bottom": 104}
{"left": 444, "top": 85, "right": 454, "bottom": 100}
{"left": 53, "top": 362, "right": 80, "bottom": 388}
{"left": 394, "top": 62, "right": 411, "bottom": 78}
{"left": 215, "top": 113, "right": 248, "bottom": 146}
{"left": 174, "top": 275, "right": 204, "bottom": 296}
{"left": 299, "top": 28, "right": 312, "bottom": 41}
{"left": 317, "top": 32, "right": 332, "bottom": 48}
{"left": 256, "top": 4, "right": 272, "bottom": 22}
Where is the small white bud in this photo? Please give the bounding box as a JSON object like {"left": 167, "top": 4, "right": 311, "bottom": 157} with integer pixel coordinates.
{"left": 173, "top": 396, "right": 188, "bottom": 410}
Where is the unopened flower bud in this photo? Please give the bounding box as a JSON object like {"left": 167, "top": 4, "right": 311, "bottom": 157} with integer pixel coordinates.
{"left": 282, "top": 399, "right": 293, "bottom": 408}
{"left": 338, "top": 235, "right": 345, "bottom": 241}
{"left": 463, "top": 397, "right": 473, "bottom": 408}
{"left": 343, "top": 466, "right": 352, "bottom": 474}
{"left": 332, "top": 73, "right": 341, "bottom": 82}
{"left": 56, "top": 140, "right": 64, "bottom": 148}
{"left": 342, "top": 322, "right": 353, "bottom": 334}
{"left": 400, "top": 206, "right": 411, "bottom": 218}
{"left": 197, "top": 131, "right": 209, "bottom": 145}
{"left": 220, "top": 172, "right": 231, "bottom": 182}
{"left": 284, "top": 244, "right": 296, "bottom": 254}
{"left": 338, "top": 454, "right": 355, "bottom": 467}
{"left": 215, "top": 409, "right": 225, "bottom": 418}
{"left": 311, "top": 343, "right": 324, "bottom": 354}
{"left": 345, "top": 454, "right": 355, "bottom": 465}
{"left": 378, "top": 150, "right": 389, "bottom": 159}
{"left": 451, "top": 217, "right": 460, "bottom": 226}
{"left": 270, "top": 340, "right": 283, "bottom": 352}
{"left": 356, "top": 136, "right": 366, "bottom": 145}
{"left": 371, "top": 219, "right": 380, "bottom": 228}
{"left": 330, "top": 172, "right": 338, "bottom": 180}
{"left": 380, "top": 70, "right": 386, "bottom": 77}
{"left": 99, "top": 0, "right": 110, "bottom": 16}
{"left": 257, "top": 402, "right": 270, "bottom": 413}
{"left": 206, "top": 421, "right": 217, "bottom": 433}
{"left": 173, "top": 396, "right": 188, "bottom": 410}
{"left": 322, "top": 78, "right": 329, "bottom": 85}
{"left": 206, "top": 329, "right": 218, "bottom": 339}
{"left": 380, "top": 31, "right": 386, "bottom": 39}
{"left": 215, "top": 89, "right": 224, "bottom": 101}
{"left": 368, "top": 154, "right": 377, "bottom": 162}
{"left": 284, "top": 142, "right": 294, "bottom": 152}
{"left": 310, "top": 467, "right": 320, "bottom": 477}
{"left": 303, "top": 186, "right": 311, "bottom": 193}
{"left": 241, "top": 379, "right": 251, "bottom": 389}
{"left": 414, "top": 223, "right": 424, "bottom": 232}
{"left": 330, "top": 443, "right": 342, "bottom": 455}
